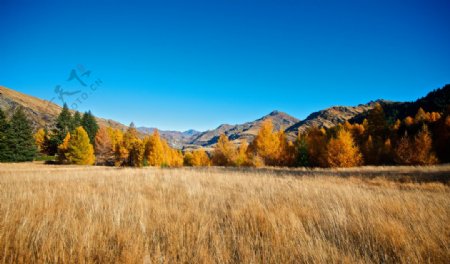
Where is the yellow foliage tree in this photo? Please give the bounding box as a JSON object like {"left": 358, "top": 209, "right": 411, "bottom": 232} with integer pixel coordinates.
{"left": 128, "top": 138, "right": 145, "bottom": 167}
{"left": 250, "top": 119, "right": 281, "bottom": 166}
{"left": 95, "top": 126, "right": 114, "bottom": 165}
{"left": 305, "top": 127, "right": 328, "bottom": 167}
{"left": 212, "top": 134, "right": 236, "bottom": 166}
{"left": 235, "top": 140, "right": 249, "bottom": 167}
{"left": 57, "top": 132, "right": 71, "bottom": 164}
{"left": 34, "top": 128, "right": 47, "bottom": 153}
{"left": 413, "top": 125, "right": 438, "bottom": 165}
{"left": 65, "top": 126, "right": 95, "bottom": 165}
{"left": 191, "top": 149, "right": 210, "bottom": 166}
{"left": 326, "top": 129, "right": 362, "bottom": 168}
{"left": 144, "top": 130, "right": 164, "bottom": 166}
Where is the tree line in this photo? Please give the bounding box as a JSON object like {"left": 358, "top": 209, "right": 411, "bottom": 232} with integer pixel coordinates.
{"left": 1, "top": 102, "right": 449, "bottom": 167}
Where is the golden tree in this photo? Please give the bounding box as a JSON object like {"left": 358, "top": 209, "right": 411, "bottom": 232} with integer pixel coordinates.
{"left": 66, "top": 126, "right": 95, "bottom": 165}
{"left": 57, "top": 132, "right": 71, "bottom": 164}
{"left": 235, "top": 140, "right": 249, "bottom": 167}
{"left": 394, "top": 132, "right": 414, "bottom": 165}
{"left": 34, "top": 128, "right": 47, "bottom": 153}
{"left": 212, "top": 134, "right": 236, "bottom": 166}
{"left": 95, "top": 126, "right": 114, "bottom": 165}
{"left": 128, "top": 138, "right": 145, "bottom": 167}
{"left": 305, "top": 127, "right": 328, "bottom": 167}
{"left": 144, "top": 130, "right": 164, "bottom": 166}
{"left": 250, "top": 119, "right": 281, "bottom": 166}
{"left": 413, "top": 124, "right": 438, "bottom": 165}
{"left": 326, "top": 129, "right": 362, "bottom": 168}
{"left": 191, "top": 149, "right": 210, "bottom": 166}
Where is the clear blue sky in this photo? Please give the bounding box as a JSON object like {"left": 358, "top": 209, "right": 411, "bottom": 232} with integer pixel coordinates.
{"left": 1, "top": 0, "right": 449, "bottom": 131}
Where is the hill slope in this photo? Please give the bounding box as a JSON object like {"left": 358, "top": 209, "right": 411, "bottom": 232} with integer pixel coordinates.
{"left": 186, "top": 111, "right": 299, "bottom": 149}
{"left": 0, "top": 86, "right": 127, "bottom": 131}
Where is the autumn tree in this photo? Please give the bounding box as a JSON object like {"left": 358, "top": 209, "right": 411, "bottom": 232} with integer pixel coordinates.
{"left": 235, "top": 140, "right": 249, "bottom": 167}
{"left": 249, "top": 119, "right": 281, "bottom": 166}
{"left": 212, "top": 134, "right": 236, "bottom": 166}
{"left": 34, "top": 128, "right": 47, "bottom": 153}
{"left": 65, "top": 126, "right": 95, "bottom": 165}
{"left": 57, "top": 132, "right": 71, "bottom": 164}
{"left": 190, "top": 149, "right": 210, "bottom": 166}
{"left": 305, "top": 127, "right": 328, "bottom": 167}
{"left": 128, "top": 138, "right": 145, "bottom": 167}
{"left": 144, "top": 130, "right": 164, "bottom": 166}
{"left": 394, "top": 132, "right": 414, "bottom": 165}
{"left": 326, "top": 129, "right": 362, "bottom": 168}
{"left": 94, "top": 126, "right": 114, "bottom": 165}
{"left": 413, "top": 124, "right": 438, "bottom": 165}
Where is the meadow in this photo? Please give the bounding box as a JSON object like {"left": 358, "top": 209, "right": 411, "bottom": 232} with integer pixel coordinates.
{"left": 0, "top": 163, "right": 449, "bottom": 263}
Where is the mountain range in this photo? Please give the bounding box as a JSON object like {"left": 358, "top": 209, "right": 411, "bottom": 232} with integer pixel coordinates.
{"left": 1, "top": 85, "right": 449, "bottom": 150}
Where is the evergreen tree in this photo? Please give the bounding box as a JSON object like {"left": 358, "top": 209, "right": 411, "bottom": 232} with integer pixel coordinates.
{"left": 0, "top": 108, "right": 10, "bottom": 161}
{"left": 3, "top": 108, "right": 37, "bottom": 162}
{"left": 72, "top": 111, "right": 82, "bottom": 129}
{"left": 295, "top": 133, "right": 309, "bottom": 167}
{"left": 49, "top": 103, "right": 73, "bottom": 155}
{"left": 81, "top": 111, "right": 99, "bottom": 144}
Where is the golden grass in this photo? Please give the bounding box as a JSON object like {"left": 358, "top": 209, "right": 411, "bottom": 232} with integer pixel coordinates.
{"left": 0, "top": 163, "right": 449, "bottom": 263}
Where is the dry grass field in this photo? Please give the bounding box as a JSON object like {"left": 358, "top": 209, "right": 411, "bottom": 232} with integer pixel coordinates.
{"left": 0, "top": 163, "right": 449, "bottom": 263}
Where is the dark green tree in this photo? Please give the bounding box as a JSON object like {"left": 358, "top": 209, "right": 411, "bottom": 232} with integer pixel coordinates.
{"left": 72, "top": 111, "right": 82, "bottom": 129}
{"left": 48, "top": 103, "right": 73, "bottom": 155}
{"left": 3, "top": 108, "right": 37, "bottom": 162}
{"left": 0, "top": 108, "right": 10, "bottom": 161}
{"left": 81, "top": 111, "right": 99, "bottom": 144}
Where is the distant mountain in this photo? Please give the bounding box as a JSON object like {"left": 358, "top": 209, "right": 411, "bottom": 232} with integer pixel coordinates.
{"left": 0, "top": 86, "right": 127, "bottom": 131}
{"left": 284, "top": 100, "right": 392, "bottom": 139}
{"left": 350, "top": 84, "right": 450, "bottom": 124}
{"left": 186, "top": 110, "right": 299, "bottom": 149}
{"left": 2, "top": 84, "right": 448, "bottom": 150}
{"left": 137, "top": 127, "right": 200, "bottom": 149}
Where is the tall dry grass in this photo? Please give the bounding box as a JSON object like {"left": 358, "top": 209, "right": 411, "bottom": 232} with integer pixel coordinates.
{"left": 0, "top": 163, "right": 449, "bottom": 263}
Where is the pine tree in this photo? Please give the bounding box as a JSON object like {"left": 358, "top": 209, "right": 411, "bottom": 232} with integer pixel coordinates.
{"left": 0, "top": 108, "right": 10, "bottom": 161}
{"left": 295, "top": 133, "right": 309, "bottom": 167}
{"left": 49, "top": 103, "right": 73, "bottom": 155}
{"left": 326, "top": 129, "right": 362, "bottom": 168}
{"left": 94, "top": 126, "right": 114, "bottom": 165}
{"left": 2, "top": 108, "right": 37, "bottom": 162}
{"left": 66, "top": 126, "right": 95, "bottom": 165}
{"left": 72, "top": 111, "right": 82, "bottom": 129}
{"left": 81, "top": 111, "right": 99, "bottom": 144}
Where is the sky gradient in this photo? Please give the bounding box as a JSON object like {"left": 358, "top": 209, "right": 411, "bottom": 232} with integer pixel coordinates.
{"left": 1, "top": 0, "right": 449, "bottom": 131}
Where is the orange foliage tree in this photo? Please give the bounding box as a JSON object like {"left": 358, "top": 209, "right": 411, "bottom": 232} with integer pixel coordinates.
{"left": 326, "top": 129, "right": 362, "bottom": 168}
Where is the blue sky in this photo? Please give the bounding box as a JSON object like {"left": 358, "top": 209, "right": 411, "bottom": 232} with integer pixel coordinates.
{"left": 1, "top": 0, "right": 449, "bottom": 131}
